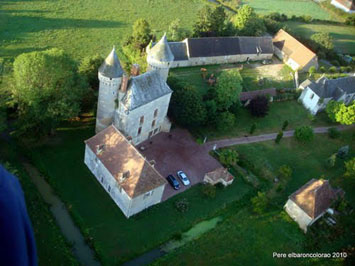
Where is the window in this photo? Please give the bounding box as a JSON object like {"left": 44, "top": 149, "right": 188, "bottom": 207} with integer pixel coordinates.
{"left": 154, "top": 109, "right": 158, "bottom": 118}
{"left": 143, "top": 191, "right": 152, "bottom": 199}
{"left": 138, "top": 127, "right": 142, "bottom": 135}
{"left": 310, "top": 93, "right": 314, "bottom": 100}
{"left": 108, "top": 185, "right": 111, "bottom": 192}
{"left": 101, "top": 177, "right": 104, "bottom": 183}
{"left": 151, "top": 120, "right": 156, "bottom": 128}
{"left": 140, "top": 116, "right": 144, "bottom": 125}
{"left": 154, "top": 128, "right": 159, "bottom": 134}
{"left": 149, "top": 131, "right": 153, "bottom": 138}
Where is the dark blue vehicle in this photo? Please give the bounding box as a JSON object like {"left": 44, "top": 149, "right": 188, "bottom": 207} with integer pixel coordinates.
{"left": 166, "top": 174, "right": 180, "bottom": 190}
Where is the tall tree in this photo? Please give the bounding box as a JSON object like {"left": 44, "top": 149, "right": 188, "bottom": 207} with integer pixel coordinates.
{"left": 232, "top": 5, "right": 266, "bottom": 36}
{"left": 326, "top": 100, "right": 355, "bottom": 125}
{"left": 11, "top": 48, "right": 87, "bottom": 136}
{"left": 310, "top": 33, "right": 334, "bottom": 52}
{"left": 193, "top": 6, "right": 231, "bottom": 37}
{"left": 78, "top": 54, "right": 104, "bottom": 90}
{"left": 167, "top": 19, "right": 191, "bottom": 41}
{"left": 169, "top": 85, "right": 207, "bottom": 127}
{"left": 215, "top": 69, "right": 243, "bottom": 111}
{"left": 131, "top": 19, "right": 153, "bottom": 50}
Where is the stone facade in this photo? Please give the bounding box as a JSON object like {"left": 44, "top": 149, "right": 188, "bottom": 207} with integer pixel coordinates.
{"left": 95, "top": 47, "right": 172, "bottom": 145}
{"left": 148, "top": 36, "right": 274, "bottom": 69}
{"left": 84, "top": 126, "right": 167, "bottom": 218}
{"left": 284, "top": 199, "right": 314, "bottom": 233}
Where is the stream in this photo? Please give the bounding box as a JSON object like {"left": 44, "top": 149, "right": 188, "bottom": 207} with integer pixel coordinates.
{"left": 22, "top": 162, "right": 100, "bottom": 266}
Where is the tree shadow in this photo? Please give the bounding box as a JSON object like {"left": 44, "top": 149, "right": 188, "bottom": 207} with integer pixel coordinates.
{"left": 0, "top": 11, "right": 126, "bottom": 44}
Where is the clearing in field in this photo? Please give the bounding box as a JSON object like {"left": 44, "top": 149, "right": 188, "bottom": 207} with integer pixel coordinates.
{"left": 242, "top": 0, "right": 336, "bottom": 21}
{"left": 286, "top": 21, "right": 355, "bottom": 55}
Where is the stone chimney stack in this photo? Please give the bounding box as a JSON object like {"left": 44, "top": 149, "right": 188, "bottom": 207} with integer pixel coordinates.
{"left": 130, "top": 64, "right": 140, "bottom": 76}
{"left": 120, "top": 74, "right": 129, "bottom": 93}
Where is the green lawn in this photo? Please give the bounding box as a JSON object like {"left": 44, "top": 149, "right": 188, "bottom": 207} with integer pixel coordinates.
{"left": 0, "top": 0, "right": 206, "bottom": 61}
{"left": 195, "top": 100, "right": 335, "bottom": 140}
{"left": 27, "top": 121, "right": 253, "bottom": 265}
{"left": 0, "top": 140, "right": 78, "bottom": 266}
{"left": 171, "top": 62, "right": 294, "bottom": 93}
{"left": 286, "top": 21, "right": 355, "bottom": 55}
{"left": 243, "top": 0, "right": 336, "bottom": 21}
{"left": 154, "top": 130, "right": 355, "bottom": 266}
{"left": 240, "top": 64, "right": 294, "bottom": 91}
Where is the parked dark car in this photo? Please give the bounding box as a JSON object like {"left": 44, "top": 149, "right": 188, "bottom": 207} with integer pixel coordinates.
{"left": 166, "top": 174, "right": 180, "bottom": 190}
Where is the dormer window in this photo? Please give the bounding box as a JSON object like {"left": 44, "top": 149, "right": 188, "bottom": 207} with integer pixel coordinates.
{"left": 310, "top": 93, "right": 314, "bottom": 100}
{"left": 154, "top": 109, "right": 158, "bottom": 118}
{"left": 140, "top": 116, "right": 144, "bottom": 125}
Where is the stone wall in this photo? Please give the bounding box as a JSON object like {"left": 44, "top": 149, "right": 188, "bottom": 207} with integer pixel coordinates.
{"left": 96, "top": 73, "right": 122, "bottom": 133}
{"left": 284, "top": 199, "right": 313, "bottom": 233}
{"left": 114, "top": 92, "right": 172, "bottom": 145}
{"left": 169, "top": 53, "right": 273, "bottom": 68}
{"left": 84, "top": 144, "right": 132, "bottom": 217}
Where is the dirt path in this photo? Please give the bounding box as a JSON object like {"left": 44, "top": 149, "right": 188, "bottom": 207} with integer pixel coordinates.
{"left": 204, "top": 125, "right": 352, "bottom": 150}
{"left": 21, "top": 161, "right": 100, "bottom": 266}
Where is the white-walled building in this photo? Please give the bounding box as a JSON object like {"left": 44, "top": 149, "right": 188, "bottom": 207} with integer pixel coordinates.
{"left": 284, "top": 179, "right": 340, "bottom": 233}
{"left": 299, "top": 76, "right": 355, "bottom": 115}
{"left": 84, "top": 125, "right": 167, "bottom": 218}
{"left": 273, "top": 29, "right": 318, "bottom": 72}
{"left": 147, "top": 36, "right": 274, "bottom": 68}
{"left": 331, "top": 0, "right": 355, "bottom": 13}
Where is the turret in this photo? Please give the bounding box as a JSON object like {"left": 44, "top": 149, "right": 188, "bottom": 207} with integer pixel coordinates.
{"left": 146, "top": 33, "right": 174, "bottom": 82}
{"left": 95, "top": 47, "right": 125, "bottom": 133}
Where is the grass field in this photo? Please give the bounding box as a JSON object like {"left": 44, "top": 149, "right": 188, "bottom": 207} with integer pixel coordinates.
{"left": 0, "top": 140, "right": 78, "bottom": 266}
{"left": 27, "top": 120, "right": 253, "bottom": 264}
{"left": 154, "top": 130, "right": 355, "bottom": 266}
{"left": 242, "top": 0, "right": 336, "bottom": 21}
{"left": 286, "top": 21, "right": 355, "bottom": 55}
{"left": 194, "top": 100, "right": 335, "bottom": 140}
{"left": 0, "top": 0, "right": 206, "bottom": 61}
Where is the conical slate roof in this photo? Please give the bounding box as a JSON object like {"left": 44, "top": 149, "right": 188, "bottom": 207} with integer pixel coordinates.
{"left": 99, "top": 47, "right": 124, "bottom": 78}
{"left": 148, "top": 33, "right": 174, "bottom": 62}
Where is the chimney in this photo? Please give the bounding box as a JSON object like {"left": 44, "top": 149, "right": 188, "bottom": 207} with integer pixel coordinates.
{"left": 120, "top": 74, "right": 129, "bottom": 92}
{"left": 96, "top": 144, "right": 105, "bottom": 155}
{"left": 131, "top": 64, "right": 140, "bottom": 76}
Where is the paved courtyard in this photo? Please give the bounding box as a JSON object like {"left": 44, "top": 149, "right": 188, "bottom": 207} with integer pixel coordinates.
{"left": 137, "top": 128, "right": 221, "bottom": 201}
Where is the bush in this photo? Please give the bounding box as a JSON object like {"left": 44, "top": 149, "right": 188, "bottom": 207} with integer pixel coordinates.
{"left": 294, "top": 126, "right": 314, "bottom": 143}
{"left": 216, "top": 111, "right": 236, "bottom": 131}
{"left": 326, "top": 153, "right": 337, "bottom": 168}
{"left": 251, "top": 192, "right": 268, "bottom": 215}
{"left": 320, "top": 66, "right": 326, "bottom": 73}
{"left": 201, "top": 184, "right": 216, "bottom": 199}
{"left": 346, "top": 66, "right": 352, "bottom": 73}
{"left": 250, "top": 123, "right": 256, "bottom": 134}
{"left": 282, "top": 120, "right": 288, "bottom": 130}
{"left": 340, "top": 66, "right": 347, "bottom": 73}
{"left": 308, "top": 66, "right": 316, "bottom": 77}
{"left": 278, "top": 165, "right": 292, "bottom": 179}
{"left": 247, "top": 96, "right": 269, "bottom": 117}
{"left": 329, "top": 66, "right": 337, "bottom": 73}
{"left": 275, "top": 131, "right": 283, "bottom": 144}
{"left": 175, "top": 198, "right": 189, "bottom": 213}
{"left": 219, "top": 149, "right": 239, "bottom": 166}
{"left": 331, "top": 60, "right": 340, "bottom": 67}
{"left": 328, "top": 127, "right": 340, "bottom": 139}
{"left": 344, "top": 157, "right": 355, "bottom": 178}
{"left": 337, "top": 145, "right": 349, "bottom": 159}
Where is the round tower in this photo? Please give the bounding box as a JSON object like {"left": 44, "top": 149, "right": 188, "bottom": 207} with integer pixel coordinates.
{"left": 95, "top": 47, "right": 125, "bottom": 133}
{"left": 146, "top": 33, "right": 174, "bottom": 82}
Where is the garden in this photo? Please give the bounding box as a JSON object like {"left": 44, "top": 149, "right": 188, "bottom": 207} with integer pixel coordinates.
{"left": 154, "top": 129, "right": 355, "bottom": 266}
